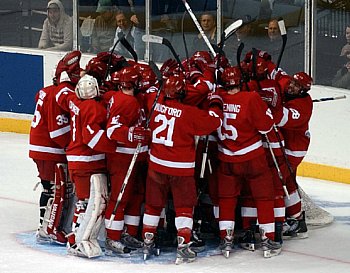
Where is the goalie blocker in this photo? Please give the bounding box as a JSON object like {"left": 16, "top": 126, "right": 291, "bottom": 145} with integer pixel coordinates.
{"left": 37, "top": 163, "right": 75, "bottom": 245}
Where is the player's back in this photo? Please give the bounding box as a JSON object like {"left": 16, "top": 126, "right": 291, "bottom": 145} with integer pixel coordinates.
{"left": 148, "top": 97, "right": 221, "bottom": 176}
{"left": 218, "top": 90, "right": 274, "bottom": 163}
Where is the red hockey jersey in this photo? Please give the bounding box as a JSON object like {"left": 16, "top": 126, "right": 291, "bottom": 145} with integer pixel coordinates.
{"left": 217, "top": 90, "right": 275, "bottom": 163}
{"left": 55, "top": 84, "right": 117, "bottom": 170}
{"left": 249, "top": 78, "right": 285, "bottom": 157}
{"left": 29, "top": 85, "right": 70, "bottom": 162}
{"left": 277, "top": 94, "right": 313, "bottom": 167}
{"left": 145, "top": 93, "right": 222, "bottom": 176}
{"left": 106, "top": 91, "right": 148, "bottom": 161}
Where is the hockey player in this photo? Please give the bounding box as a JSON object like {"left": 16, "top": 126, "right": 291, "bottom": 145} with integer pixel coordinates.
{"left": 239, "top": 56, "right": 287, "bottom": 249}
{"left": 55, "top": 68, "right": 120, "bottom": 258}
{"left": 141, "top": 73, "right": 223, "bottom": 264}
{"left": 104, "top": 66, "right": 151, "bottom": 255}
{"left": 29, "top": 61, "right": 74, "bottom": 245}
{"left": 216, "top": 66, "right": 282, "bottom": 258}
{"left": 277, "top": 71, "right": 314, "bottom": 239}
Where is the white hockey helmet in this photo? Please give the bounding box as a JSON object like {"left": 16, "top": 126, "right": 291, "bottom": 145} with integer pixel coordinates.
{"left": 75, "top": 74, "right": 100, "bottom": 100}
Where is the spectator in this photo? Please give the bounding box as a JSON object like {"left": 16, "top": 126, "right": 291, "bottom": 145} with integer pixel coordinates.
{"left": 267, "top": 18, "right": 281, "bottom": 42}
{"left": 91, "top": 0, "right": 117, "bottom": 53}
{"left": 340, "top": 25, "right": 350, "bottom": 55}
{"left": 110, "top": 11, "right": 135, "bottom": 58}
{"left": 38, "top": 0, "right": 73, "bottom": 51}
{"left": 332, "top": 44, "right": 350, "bottom": 89}
{"left": 259, "top": 18, "right": 282, "bottom": 63}
{"left": 190, "top": 12, "right": 217, "bottom": 55}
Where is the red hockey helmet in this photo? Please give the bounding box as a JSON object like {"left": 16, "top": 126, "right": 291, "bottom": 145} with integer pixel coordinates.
{"left": 96, "top": 51, "right": 127, "bottom": 73}
{"left": 55, "top": 50, "right": 82, "bottom": 84}
{"left": 119, "top": 66, "right": 139, "bottom": 89}
{"left": 293, "top": 72, "right": 313, "bottom": 92}
{"left": 255, "top": 58, "right": 268, "bottom": 77}
{"left": 110, "top": 70, "right": 121, "bottom": 88}
{"left": 139, "top": 68, "right": 157, "bottom": 92}
{"left": 163, "top": 74, "right": 185, "bottom": 99}
{"left": 85, "top": 57, "right": 108, "bottom": 84}
{"left": 191, "top": 51, "right": 213, "bottom": 65}
{"left": 221, "top": 66, "right": 242, "bottom": 88}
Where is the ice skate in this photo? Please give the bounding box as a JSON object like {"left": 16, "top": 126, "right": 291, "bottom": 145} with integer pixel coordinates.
{"left": 36, "top": 225, "right": 67, "bottom": 245}
{"left": 283, "top": 211, "right": 308, "bottom": 240}
{"left": 105, "top": 238, "right": 132, "bottom": 257}
{"left": 175, "top": 236, "right": 196, "bottom": 265}
{"left": 121, "top": 233, "right": 143, "bottom": 250}
{"left": 260, "top": 238, "right": 282, "bottom": 258}
{"left": 36, "top": 226, "right": 52, "bottom": 244}
{"left": 239, "top": 229, "right": 256, "bottom": 251}
{"left": 219, "top": 230, "right": 234, "bottom": 258}
{"left": 190, "top": 230, "right": 206, "bottom": 253}
{"left": 142, "top": 232, "right": 160, "bottom": 261}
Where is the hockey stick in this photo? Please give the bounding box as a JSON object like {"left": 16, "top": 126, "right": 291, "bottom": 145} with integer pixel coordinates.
{"left": 264, "top": 134, "right": 290, "bottom": 199}
{"left": 181, "top": 10, "right": 190, "bottom": 67}
{"left": 312, "top": 95, "right": 346, "bottom": 102}
{"left": 104, "top": 32, "right": 125, "bottom": 80}
{"left": 119, "top": 35, "right": 138, "bottom": 62}
{"left": 220, "top": 19, "right": 244, "bottom": 45}
{"left": 276, "top": 18, "right": 287, "bottom": 69}
{"left": 142, "top": 34, "right": 185, "bottom": 71}
{"left": 107, "top": 61, "right": 163, "bottom": 227}
{"left": 198, "top": 34, "right": 226, "bottom": 179}
{"left": 236, "top": 42, "right": 251, "bottom": 91}
{"left": 181, "top": 0, "right": 216, "bottom": 56}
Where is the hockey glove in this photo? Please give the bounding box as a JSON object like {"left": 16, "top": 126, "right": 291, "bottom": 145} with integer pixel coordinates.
{"left": 128, "top": 126, "right": 151, "bottom": 144}
{"left": 208, "top": 92, "right": 223, "bottom": 110}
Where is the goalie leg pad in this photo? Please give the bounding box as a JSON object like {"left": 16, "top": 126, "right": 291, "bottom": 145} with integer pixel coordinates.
{"left": 58, "top": 164, "right": 76, "bottom": 235}
{"left": 44, "top": 164, "right": 75, "bottom": 244}
{"left": 74, "top": 173, "right": 108, "bottom": 258}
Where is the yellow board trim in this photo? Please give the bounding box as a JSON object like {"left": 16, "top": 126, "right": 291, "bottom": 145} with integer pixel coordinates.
{"left": 0, "top": 117, "right": 31, "bottom": 134}
{"left": 298, "top": 161, "right": 350, "bottom": 185}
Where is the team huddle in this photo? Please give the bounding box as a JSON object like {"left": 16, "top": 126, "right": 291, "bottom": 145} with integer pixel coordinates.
{"left": 29, "top": 47, "right": 313, "bottom": 264}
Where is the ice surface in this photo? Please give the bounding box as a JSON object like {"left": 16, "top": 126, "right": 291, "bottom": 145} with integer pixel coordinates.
{"left": 1, "top": 132, "right": 349, "bottom": 273}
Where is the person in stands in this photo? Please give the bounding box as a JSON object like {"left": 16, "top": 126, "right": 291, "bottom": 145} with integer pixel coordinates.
{"left": 38, "top": 0, "right": 73, "bottom": 51}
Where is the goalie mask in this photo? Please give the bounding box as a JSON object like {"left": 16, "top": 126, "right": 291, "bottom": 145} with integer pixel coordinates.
{"left": 75, "top": 74, "right": 100, "bottom": 100}
{"left": 55, "top": 50, "right": 82, "bottom": 85}
{"left": 163, "top": 74, "right": 185, "bottom": 100}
